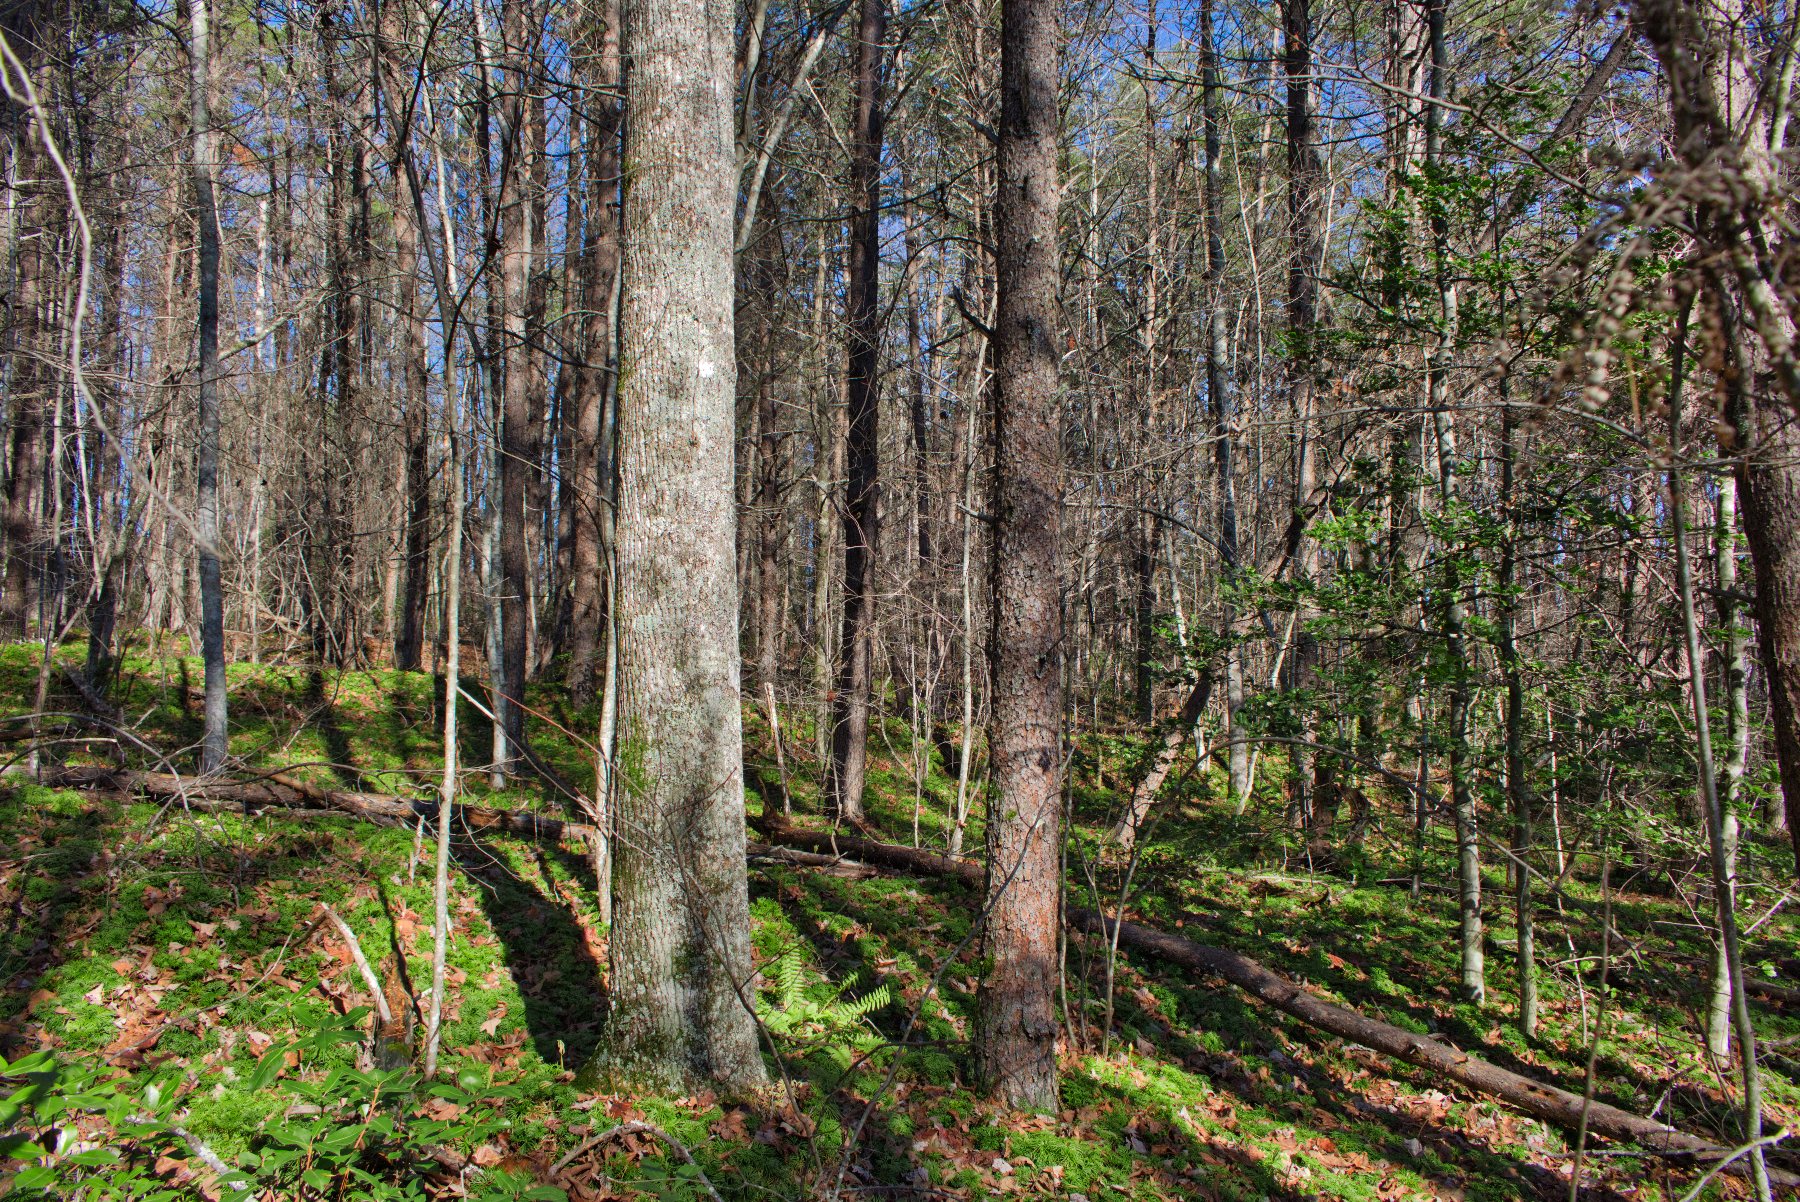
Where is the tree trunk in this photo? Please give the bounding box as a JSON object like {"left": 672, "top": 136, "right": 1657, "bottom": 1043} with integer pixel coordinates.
{"left": 974, "top": 0, "right": 1062, "bottom": 1112}
{"left": 389, "top": 5, "right": 432, "bottom": 674}
{"left": 1499, "top": 380, "right": 1536, "bottom": 1037}
{"left": 1636, "top": 0, "right": 1800, "bottom": 877}
{"left": 190, "top": 0, "right": 228, "bottom": 772}
{"left": 494, "top": 0, "right": 533, "bottom": 765}
{"left": 1712, "top": 464, "right": 1749, "bottom": 1056}
{"left": 1422, "top": 0, "right": 1482, "bottom": 1006}
{"left": 1740, "top": 397, "right": 1800, "bottom": 866}
{"left": 1284, "top": 0, "right": 1325, "bottom": 833}
{"left": 1200, "top": 0, "right": 1246, "bottom": 812}
{"left": 597, "top": 0, "right": 765, "bottom": 1090}
{"left": 0, "top": 3, "right": 47, "bottom": 641}
{"left": 825, "top": 0, "right": 886, "bottom": 825}
{"left": 1667, "top": 303, "right": 1773, "bottom": 1199}
{"left": 564, "top": 7, "right": 623, "bottom": 707}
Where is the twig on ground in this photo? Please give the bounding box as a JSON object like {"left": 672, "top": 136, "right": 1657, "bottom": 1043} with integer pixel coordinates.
{"left": 317, "top": 903, "right": 394, "bottom": 1025}
{"left": 549, "top": 1121, "right": 727, "bottom": 1202}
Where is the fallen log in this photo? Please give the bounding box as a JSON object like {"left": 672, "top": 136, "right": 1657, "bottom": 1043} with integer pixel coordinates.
{"left": 751, "top": 815, "right": 982, "bottom": 884}
{"left": 32, "top": 766, "right": 1798, "bottom": 1175}
{"left": 42, "top": 768, "right": 874, "bottom": 883}
{"left": 40, "top": 765, "right": 594, "bottom": 843}
{"left": 755, "top": 817, "right": 1795, "bottom": 1182}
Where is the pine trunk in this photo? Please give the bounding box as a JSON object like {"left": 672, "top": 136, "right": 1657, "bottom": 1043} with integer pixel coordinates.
{"left": 974, "top": 0, "right": 1062, "bottom": 1112}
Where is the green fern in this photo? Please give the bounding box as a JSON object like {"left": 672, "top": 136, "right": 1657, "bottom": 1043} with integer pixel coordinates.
{"left": 757, "top": 946, "right": 893, "bottom": 1040}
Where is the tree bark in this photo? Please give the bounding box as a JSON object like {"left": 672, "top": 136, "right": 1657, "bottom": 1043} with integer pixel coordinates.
{"left": 1200, "top": 0, "right": 1246, "bottom": 812}
{"left": 1499, "top": 380, "right": 1536, "bottom": 1037}
{"left": 598, "top": 0, "right": 765, "bottom": 1090}
{"left": 1422, "top": 0, "right": 1482, "bottom": 1005}
{"left": 1740, "top": 398, "right": 1800, "bottom": 867}
{"left": 1283, "top": 0, "right": 1325, "bottom": 831}
{"left": 564, "top": 4, "right": 623, "bottom": 707}
{"left": 494, "top": 0, "right": 534, "bottom": 764}
{"left": 825, "top": 0, "right": 886, "bottom": 825}
{"left": 387, "top": 2, "right": 433, "bottom": 675}
{"left": 974, "top": 0, "right": 1062, "bottom": 1111}
{"left": 0, "top": 2, "right": 48, "bottom": 641}
{"left": 189, "top": 0, "right": 228, "bottom": 772}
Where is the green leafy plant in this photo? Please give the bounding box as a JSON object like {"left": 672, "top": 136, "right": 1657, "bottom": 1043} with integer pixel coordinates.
{"left": 758, "top": 945, "right": 894, "bottom": 1042}
{"left": 0, "top": 1049, "right": 190, "bottom": 1200}
{"left": 0, "top": 1010, "right": 564, "bottom": 1202}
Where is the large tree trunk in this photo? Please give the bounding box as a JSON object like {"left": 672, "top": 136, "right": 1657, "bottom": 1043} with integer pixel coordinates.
{"left": 825, "top": 0, "right": 886, "bottom": 825}
{"left": 597, "top": 0, "right": 765, "bottom": 1091}
{"left": 1636, "top": 0, "right": 1800, "bottom": 877}
{"left": 387, "top": 2, "right": 433, "bottom": 675}
{"left": 190, "top": 0, "right": 228, "bottom": 772}
{"left": 973, "top": 0, "right": 1062, "bottom": 1112}
{"left": 563, "top": 6, "right": 623, "bottom": 707}
{"left": 1739, "top": 399, "right": 1800, "bottom": 862}
{"left": 494, "top": 0, "right": 534, "bottom": 765}
{"left": 0, "top": 1, "right": 49, "bottom": 641}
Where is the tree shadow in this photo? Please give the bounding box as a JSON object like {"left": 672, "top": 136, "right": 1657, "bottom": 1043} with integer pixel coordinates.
{"left": 1067, "top": 937, "right": 1580, "bottom": 1200}
{"left": 303, "top": 669, "right": 363, "bottom": 789}
{"left": 455, "top": 831, "right": 605, "bottom": 1068}
{"left": 0, "top": 798, "right": 112, "bottom": 1049}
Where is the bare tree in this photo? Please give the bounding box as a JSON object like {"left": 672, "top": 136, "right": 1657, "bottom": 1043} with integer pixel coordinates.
{"left": 824, "top": 0, "right": 886, "bottom": 825}
{"left": 189, "top": 0, "right": 227, "bottom": 771}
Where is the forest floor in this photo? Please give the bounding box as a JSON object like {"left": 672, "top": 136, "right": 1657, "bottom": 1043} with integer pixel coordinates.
{"left": 0, "top": 641, "right": 1797, "bottom": 1200}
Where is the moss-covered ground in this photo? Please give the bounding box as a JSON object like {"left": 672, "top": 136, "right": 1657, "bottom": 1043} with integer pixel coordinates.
{"left": 0, "top": 639, "right": 1795, "bottom": 1199}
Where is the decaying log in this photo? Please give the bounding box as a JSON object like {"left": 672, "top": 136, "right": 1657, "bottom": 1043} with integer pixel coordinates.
{"left": 755, "top": 817, "right": 1795, "bottom": 1182}
{"left": 30, "top": 765, "right": 1798, "bottom": 1176}
{"left": 39, "top": 765, "right": 592, "bottom": 842}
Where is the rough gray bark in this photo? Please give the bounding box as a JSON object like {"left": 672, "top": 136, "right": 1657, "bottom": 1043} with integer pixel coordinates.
{"left": 973, "top": 0, "right": 1062, "bottom": 1112}
{"left": 598, "top": 0, "right": 765, "bottom": 1091}
{"left": 189, "top": 0, "right": 227, "bottom": 773}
